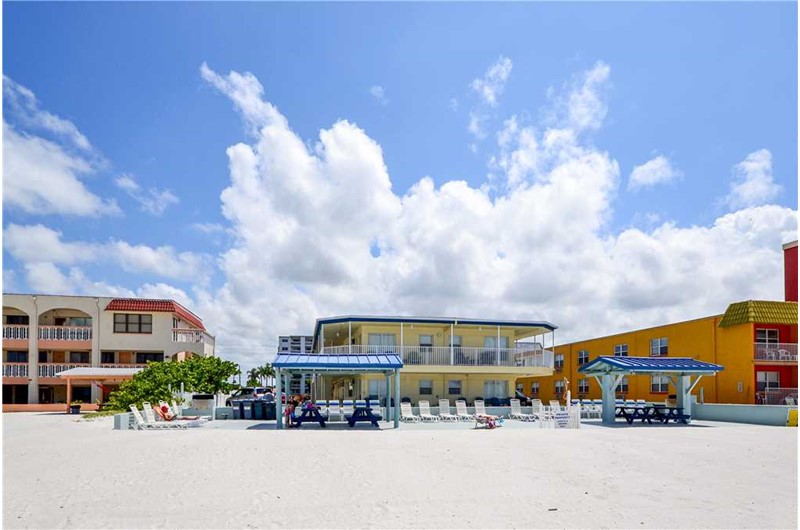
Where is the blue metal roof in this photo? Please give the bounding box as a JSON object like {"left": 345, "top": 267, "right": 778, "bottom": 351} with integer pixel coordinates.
{"left": 578, "top": 356, "right": 724, "bottom": 375}
{"left": 273, "top": 353, "right": 403, "bottom": 371}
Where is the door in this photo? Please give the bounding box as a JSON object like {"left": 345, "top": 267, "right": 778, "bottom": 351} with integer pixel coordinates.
{"left": 39, "top": 387, "right": 54, "bottom": 404}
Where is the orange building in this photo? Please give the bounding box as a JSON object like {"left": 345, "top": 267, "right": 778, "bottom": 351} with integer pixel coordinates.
{"left": 518, "top": 241, "right": 799, "bottom": 406}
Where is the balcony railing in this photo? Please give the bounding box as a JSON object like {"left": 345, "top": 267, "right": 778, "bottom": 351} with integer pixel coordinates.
{"left": 2, "top": 363, "right": 28, "bottom": 377}
{"left": 99, "top": 363, "right": 148, "bottom": 369}
{"left": 753, "top": 343, "right": 798, "bottom": 362}
{"left": 756, "top": 387, "right": 798, "bottom": 405}
{"left": 172, "top": 328, "right": 215, "bottom": 346}
{"left": 38, "top": 326, "right": 92, "bottom": 341}
{"left": 319, "top": 345, "right": 554, "bottom": 368}
{"left": 3, "top": 325, "right": 30, "bottom": 340}
{"left": 38, "top": 363, "right": 90, "bottom": 378}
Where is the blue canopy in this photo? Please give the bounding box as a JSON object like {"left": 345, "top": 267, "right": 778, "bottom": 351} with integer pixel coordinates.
{"left": 579, "top": 356, "right": 723, "bottom": 375}
{"left": 273, "top": 353, "right": 403, "bottom": 371}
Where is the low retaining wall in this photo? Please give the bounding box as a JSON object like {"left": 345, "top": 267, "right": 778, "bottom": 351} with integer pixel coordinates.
{"left": 693, "top": 403, "right": 796, "bottom": 426}
{"left": 3, "top": 404, "right": 99, "bottom": 413}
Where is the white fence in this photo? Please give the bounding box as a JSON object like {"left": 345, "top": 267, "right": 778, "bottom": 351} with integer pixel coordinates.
{"left": 320, "top": 345, "right": 554, "bottom": 368}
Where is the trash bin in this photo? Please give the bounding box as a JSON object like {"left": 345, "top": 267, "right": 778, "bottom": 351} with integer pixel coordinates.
{"left": 251, "top": 400, "right": 267, "bottom": 420}
{"left": 265, "top": 402, "right": 276, "bottom": 420}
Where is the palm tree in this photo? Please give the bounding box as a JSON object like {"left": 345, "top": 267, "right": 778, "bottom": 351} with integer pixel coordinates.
{"left": 247, "top": 368, "right": 259, "bottom": 387}
{"left": 257, "top": 363, "right": 275, "bottom": 387}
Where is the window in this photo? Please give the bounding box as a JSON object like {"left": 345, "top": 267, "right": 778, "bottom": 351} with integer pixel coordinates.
{"left": 650, "top": 338, "right": 668, "bottom": 356}
{"left": 38, "top": 351, "right": 48, "bottom": 363}
{"left": 578, "top": 378, "right": 589, "bottom": 394}
{"left": 70, "top": 352, "right": 90, "bottom": 363}
{"left": 69, "top": 317, "right": 92, "bottom": 327}
{"left": 516, "top": 383, "right": 524, "bottom": 393}
{"left": 368, "top": 334, "right": 396, "bottom": 347}
{"left": 419, "top": 380, "right": 433, "bottom": 395}
{"left": 554, "top": 353, "right": 565, "bottom": 371}
{"left": 530, "top": 382, "right": 540, "bottom": 395}
{"left": 651, "top": 375, "right": 670, "bottom": 393}
{"left": 136, "top": 352, "right": 164, "bottom": 364}
{"left": 484, "top": 336, "right": 509, "bottom": 349}
{"left": 448, "top": 380, "right": 462, "bottom": 395}
{"left": 114, "top": 314, "right": 152, "bottom": 334}
{"left": 618, "top": 377, "right": 629, "bottom": 393}
{"left": 614, "top": 344, "right": 628, "bottom": 357}
{"left": 101, "top": 352, "right": 115, "bottom": 364}
{"left": 484, "top": 380, "right": 508, "bottom": 399}
{"left": 554, "top": 380, "right": 565, "bottom": 395}
{"left": 448, "top": 335, "right": 462, "bottom": 347}
{"left": 6, "top": 315, "right": 29, "bottom": 325}
{"left": 419, "top": 335, "right": 433, "bottom": 349}
{"left": 6, "top": 351, "right": 27, "bottom": 363}
{"left": 756, "top": 329, "right": 779, "bottom": 344}
{"left": 578, "top": 350, "right": 589, "bottom": 365}
{"left": 368, "top": 380, "right": 386, "bottom": 401}
{"left": 757, "top": 371, "right": 780, "bottom": 391}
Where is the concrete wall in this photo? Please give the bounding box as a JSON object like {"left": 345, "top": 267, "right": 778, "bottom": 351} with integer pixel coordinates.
{"left": 693, "top": 403, "right": 795, "bottom": 426}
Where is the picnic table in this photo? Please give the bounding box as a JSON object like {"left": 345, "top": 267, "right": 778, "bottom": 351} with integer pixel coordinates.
{"left": 615, "top": 404, "right": 689, "bottom": 425}
{"left": 346, "top": 406, "right": 381, "bottom": 428}
{"left": 292, "top": 405, "right": 327, "bottom": 427}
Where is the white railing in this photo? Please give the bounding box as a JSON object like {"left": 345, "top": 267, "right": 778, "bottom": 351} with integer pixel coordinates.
{"left": 172, "top": 328, "right": 215, "bottom": 346}
{"left": 2, "top": 363, "right": 28, "bottom": 377}
{"left": 756, "top": 387, "right": 798, "bottom": 405}
{"left": 753, "top": 343, "right": 798, "bottom": 362}
{"left": 99, "top": 363, "right": 148, "bottom": 369}
{"left": 3, "top": 325, "right": 29, "bottom": 340}
{"left": 38, "top": 363, "right": 90, "bottom": 377}
{"left": 319, "top": 345, "right": 554, "bottom": 368}
{"left": 38, "top": 326, "right": 92, "bottom": 341}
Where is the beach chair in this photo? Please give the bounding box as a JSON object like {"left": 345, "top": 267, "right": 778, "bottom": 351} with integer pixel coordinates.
{"left": 474, "top": 399, "right": 488, "bottom": 417}
{"left": 549, "top": 400, "right": 563, "bottom": 413}
{"left": 455, "top": 399, "right": 475, "bottom": 421}
{"left": 400, "top": 402, "right": 421, "bottom": 422}
{"left": 367, "top": 399, "right": 382, "bottom": 419}
{"left": 509, "top": 399, "right": 536, "bottom": 421}
{"left": 130, "top": 405, "right": 159, "bottom": 430}
{"left": 531, "top": 399, "right": 553, "bottom": 421}
{"left": 636, "top": 399, "right": 646, "bottom": 405}
{"left": 474, "top": 414, "right": 502, "bottom": 429}
{"left": 342, "top": 400, "right": 355, "bottom": 417}
{"left": 418, "top": 400, "right": 440, "bottom": 422}
{"left": 143, "top": 402, "right": 203, "bottom": 429}
{"left": 355, "top": 399, "right": 367, "bottom": 409}
{"left": 327, "top": 400, "right": 343, "bottom": 421}
{"left": 438, "top": 399, "right": 458, "bottom": 422}
{"left": 785, "top": 396, "right": 796, "bottom": 406}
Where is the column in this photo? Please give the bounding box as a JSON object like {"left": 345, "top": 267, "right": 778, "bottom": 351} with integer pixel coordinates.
{"left": 28, "top": 299, "right": 39, "bottom": 404}
{"left": 394, "top": 369, "right": 400, "bottom": 428}
{"left": 450, "top": 323, "right": 454, "bottom": 365}
{"left": 348, "top": 321, "right": 352, "bottom": 354}
{"left": 90, "top": 298, "right": 101, "bottom": 405}
{"left": 496, "top": 326, "right": 501, "bottom": 365}
{"left": 675, "top": 375, "right": 692, "bottom": 420}
{"left": 384, "top": 373, "right": 390, "bottom": 422}
{"left": 66, "top": 377, "right": 72, "bottom": 414}
{"left": 600, "top": 374, "right": 621, "bottom": 425}
{"left": 275, "top": 368, "right": 283, "bottom": 430}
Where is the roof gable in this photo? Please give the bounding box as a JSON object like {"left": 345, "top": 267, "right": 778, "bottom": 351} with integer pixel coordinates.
{"left": 105, "top": 298, "right": 205, "bottom": 330}
{"left": 718, "top": 300, "right": 798, "bottom": 328}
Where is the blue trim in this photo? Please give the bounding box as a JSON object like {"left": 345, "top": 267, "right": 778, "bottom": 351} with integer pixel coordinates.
{"left": 311, "top": 315, "right": 558, "bottom": 350}
{"left": 578, "top": 356, "right": 724, "bottom": 374}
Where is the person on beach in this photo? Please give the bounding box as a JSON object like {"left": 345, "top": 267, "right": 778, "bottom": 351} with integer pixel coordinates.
{"left": 285, "top": 399, "right": 298, "bottom": 428}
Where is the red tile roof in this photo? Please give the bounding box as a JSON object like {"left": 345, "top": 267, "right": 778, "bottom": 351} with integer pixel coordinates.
{"left": 105, "top": 299, "right": 205, "bottom": 330}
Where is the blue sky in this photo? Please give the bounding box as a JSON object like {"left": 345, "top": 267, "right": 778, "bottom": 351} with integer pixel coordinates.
{"left": 3, "top": 3, "right": 797, "bottom": 366}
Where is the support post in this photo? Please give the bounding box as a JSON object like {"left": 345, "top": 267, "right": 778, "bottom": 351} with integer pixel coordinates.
{"left": 275, "top": 368, "right": 283, "bottom": 429}
{"left": 348, "top": 321, "right": 352, "bottom": 354}
{"left": 400, "top": 322, "right": 404, "bottom": 358}
{"left": 66, "top": 377, "right": 72, "bottom": 414}
{"left": 384, "top": 373, "right": 391, "bottom": 422}
{"left": 496, "top": 325, "right": 501, "bottom": 365}
{"left": 450, "top": 323, "right": 454, "bottom": 365}
{"left": 600, "top": 374, "right": 622, "bottom": 425}
{"left": 394, "top": 369, "right": 400, "bottom": 428}
{"left": 320, "top": 325, "right": 325, "bottom": 353}
{"left": 675, "top": 375, "right": 693, "bottom": 421}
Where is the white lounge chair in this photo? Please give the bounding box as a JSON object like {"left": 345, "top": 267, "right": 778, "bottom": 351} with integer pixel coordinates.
{"left": 327, "top": 400, "right": 343, "bottom": 421}
{"left": 143, "top": 402, "right": 202, "bottom": 429}
{"left": 455, "top": 400, "right": 474, "bottom": 421}
{"left": 474, "top": 399, "right": 488, "bottom": 417}
{"left": 531, "top": 399, "right": 553, "bottom": 421}
{"left": 509, "top": 399, "right": 536, "bottom": 421}
{"left": 130, "top": 405, "right": 159, "bottom": 430}
{"left": 400, "top": 402, "right": 421, "bottom": 422}
{"left": 549, "top": 400, "right": 563, "bottom": 412}
{"left": 418, "top": 400, "right": 440, "bottom": 422}
{"left": 438, "top": 399, "right": 458, "bottom": 422}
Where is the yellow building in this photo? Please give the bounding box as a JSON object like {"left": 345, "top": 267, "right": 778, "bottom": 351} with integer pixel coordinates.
{"left": 307, "top": 316, "right": 556, "bottom": 404}
{"left": 517, "top": 300, "right": 798, "bottom": 406}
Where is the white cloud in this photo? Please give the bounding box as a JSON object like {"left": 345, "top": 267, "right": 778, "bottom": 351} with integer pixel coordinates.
{"left": 193, "top": 62, "right": 796, "bottom": 370}
{"left": 3, "top": 76, "right": 93, "bottom": 152}
{"left": 449, "top": 98, "right": 459, "bottom": 112}
{"left": 114, "top": 174, "right": 179, "bottom": 215}
{"left": 369, "top": 85, "right": 388, "bottom": 105}
{"left": 4, "top": 224, "right": 211, "bottom": 283}
{"left": 724, "top": 149, "right": 781, "bottom": 209}
{"left": 470, "top": 56, "right": 513, "bottom": 107}
{"left": 3, "top": 123, "right": 120, "bottom": 216}
{"left": 468, "top": 112, "right": 487, "bottom": 140}
{"left": 628, "top": 155, "right": 683, "bottom": 190}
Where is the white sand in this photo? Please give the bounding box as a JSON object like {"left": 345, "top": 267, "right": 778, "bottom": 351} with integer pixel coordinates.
{"left": 2, "top": 413, "right": 797, "bottom": 529}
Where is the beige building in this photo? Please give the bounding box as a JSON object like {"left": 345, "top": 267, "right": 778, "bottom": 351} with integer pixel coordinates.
{"left": 2, "top": 294, "right": 215, "bottom": 407}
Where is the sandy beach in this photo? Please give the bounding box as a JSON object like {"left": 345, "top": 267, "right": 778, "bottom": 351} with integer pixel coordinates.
{"left": 2, "top": 413, "right": 797, "bottom": 529}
